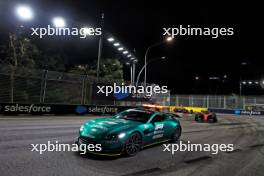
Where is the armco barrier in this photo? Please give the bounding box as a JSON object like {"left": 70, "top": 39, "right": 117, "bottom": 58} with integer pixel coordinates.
{"left": 209, "top": 108, "right": 264, "bottom": 116}
{"left": 0, "top": 103, "right": 136, "bottom": 115}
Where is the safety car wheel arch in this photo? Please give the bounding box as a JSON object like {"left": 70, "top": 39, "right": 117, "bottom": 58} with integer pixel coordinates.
{"left": 123, "top": 132, "right": 143, "bottom": 156}
{"left": 171, "top": 126, "right": 181, "bottom": 143}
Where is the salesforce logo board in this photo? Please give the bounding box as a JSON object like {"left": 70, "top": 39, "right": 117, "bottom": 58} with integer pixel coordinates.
{"left": 3, "top": 104, "right": 51, "bottom": 113}
{"left": 241, "top": 110, "right": 261, "bottom": 115}
{"left": 76, "top": 106, "right": 88, "bottom": 114}
{"left": 234, "top": 109, "right": 241, "bottom": 115}
{"left": 113, "top": 91, "right": 130, "bottom": 100}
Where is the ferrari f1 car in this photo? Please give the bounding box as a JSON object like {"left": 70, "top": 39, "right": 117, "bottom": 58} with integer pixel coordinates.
{"left": 76, "top": 109, "right": 181, "bottom": 156}
{"left": 195, "top": 110, "right": 217, "bottom": 123}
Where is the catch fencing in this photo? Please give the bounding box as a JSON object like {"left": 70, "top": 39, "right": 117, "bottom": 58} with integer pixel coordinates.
{"left": 0, "top": 67, "right": 263, "bottom": 109}
{"left": 0, "top": 67, "right": 120, "bottom": 105}
{"left": 170, "top": 95, "right": 264, "bottom": 109}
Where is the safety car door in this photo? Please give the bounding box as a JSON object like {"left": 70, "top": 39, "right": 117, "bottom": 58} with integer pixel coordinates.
{"left": 144, "top": 114, "right": 168, "bottom": 144}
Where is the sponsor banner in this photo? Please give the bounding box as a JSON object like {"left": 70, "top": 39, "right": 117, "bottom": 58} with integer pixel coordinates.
{"left": 0, "top": 103, "right": 135, "bottom": 115}
{"left": 239, "top": 110, "right": 262, "bottom": 116}
{"left": 209, "top": 108, "right": 264, "bottom": 116}
{"left": 0, "top": 103, "right": 53, "bottom": 115}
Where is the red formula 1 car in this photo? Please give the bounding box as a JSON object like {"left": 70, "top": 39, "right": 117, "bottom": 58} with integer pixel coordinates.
{"left": 195, "top": 111, "right": 217, "bottom": 123}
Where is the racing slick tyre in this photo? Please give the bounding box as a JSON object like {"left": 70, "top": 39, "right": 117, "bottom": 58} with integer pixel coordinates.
{"left": 124, "top": 132, "right": 142, "bottom": 156}
{"left": 195, "top": 113, "right": 203, "bottom": 122}
{"left": 209, "top": 113, "right": 218, "bottom": 123}
{"left": 171, "top": 127, "right": 181, "bottom": 143}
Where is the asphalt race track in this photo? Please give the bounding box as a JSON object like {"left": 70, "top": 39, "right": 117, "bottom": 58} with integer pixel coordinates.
{"left": 0, "top": 114, "right": 264, "bottom": 176}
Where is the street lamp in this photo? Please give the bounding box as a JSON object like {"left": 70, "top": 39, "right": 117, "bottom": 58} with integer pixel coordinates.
{"left": 144, "top": 36, "right": 173, "bottom": 86}
{"left": 52, "top": 17, "right": 66, "bottom": 27}
{"left": 166, "top": 37, "right": 173, "bottom": 41}
{"left": 240, "top": 80, "right": 260, "bottom": 95}
{"left": 261, "top": 80, "right": 264, "bottom": 89}
{"left": 125, "top": 62, "right": 132, "bottom": 84}
{"left": 15, "top": 5, "right": 34, "bottom": 21}
{"left": 81, "top": 27, "right": 94, "bottom": 36}
{"left": 105, "top": 35, "right": 138, "bottom": 82}
{"left": 113, "top": 42, "right": 120, "bottom": 47}
{"left": 126, "top": 60, "right": 137, "bottom": 86}
{"left": 107, "top": 37, "right": 115, "bottom": 42}
{"left": 241, "top": 62, "right": 247, "bottom": 66}
{"left": 239, "top": 61, "right": 248, "bottom": 96}
{"left": 136, "top": 56, "right": 166, "bottom": 87}
{"left": 239, "top": 81, "right": 243, "bottom": 96}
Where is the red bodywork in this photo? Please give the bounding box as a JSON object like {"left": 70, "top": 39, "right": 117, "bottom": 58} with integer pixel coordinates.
{"left": 203, "top": 114, "right": 209, "bottom": 121}
{"left": 201, "top": 112, "right": 214, "bottom": 120}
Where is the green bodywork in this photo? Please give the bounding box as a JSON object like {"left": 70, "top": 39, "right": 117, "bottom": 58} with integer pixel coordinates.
{"left": 78, "top": 109, "right": 181, "bottom": 155}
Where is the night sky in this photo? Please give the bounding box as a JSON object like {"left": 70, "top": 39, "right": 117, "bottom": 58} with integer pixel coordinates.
{"left": 0, "top": 0, "right": 263, "bottom": 94}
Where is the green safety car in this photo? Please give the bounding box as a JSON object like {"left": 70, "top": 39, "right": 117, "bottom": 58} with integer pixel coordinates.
{"left": 75, "top": 108, "right": 181, "bottom": 156}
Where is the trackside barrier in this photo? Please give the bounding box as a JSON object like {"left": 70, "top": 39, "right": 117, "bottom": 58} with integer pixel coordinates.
{"left": 2, "top": 103, "right": 263, "bottom": 116}
{"left": 209, "top": 108, "right": 264, "bottom": 116}
{"left": 0, "top": 103, "right": 136, "bottom": 115}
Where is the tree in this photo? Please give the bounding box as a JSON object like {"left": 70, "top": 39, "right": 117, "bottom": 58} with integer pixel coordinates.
{"left": 0, "top": 33, "right": 41, "bottom": 102}
{"left": 0, "top": 33, "right": 66, "bottom": 102}
{"left": 69, "top": 58, "right": 124, "bottom": 81}
{"left": 100, "top": 58, "right": 124, "bottom": 80}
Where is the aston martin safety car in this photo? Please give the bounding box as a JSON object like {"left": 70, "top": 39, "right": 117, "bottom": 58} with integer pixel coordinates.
{"left": 76, "top": 109, "right": 182, "bottom": 156}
